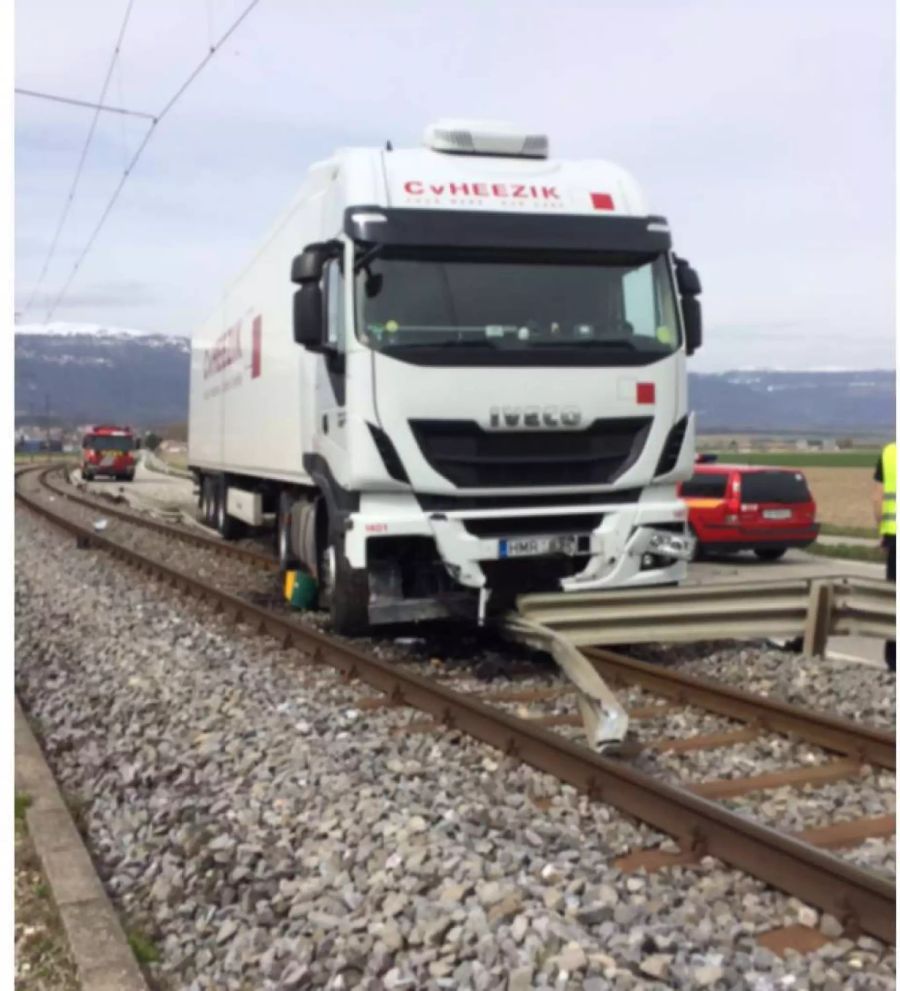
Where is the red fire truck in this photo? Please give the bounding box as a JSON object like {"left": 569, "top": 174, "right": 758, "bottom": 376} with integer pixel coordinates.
{"left": 81, "top": 425, "right": 138, "bottom": 482}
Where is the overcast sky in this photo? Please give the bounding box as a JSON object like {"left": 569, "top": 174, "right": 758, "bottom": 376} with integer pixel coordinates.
{"left": 14, "top": 0, "right": 895, "bottom": 372}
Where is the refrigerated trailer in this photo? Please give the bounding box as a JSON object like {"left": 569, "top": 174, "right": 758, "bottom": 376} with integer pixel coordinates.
{"left": 188, "top": 119, "right": 703, "bottom": 634}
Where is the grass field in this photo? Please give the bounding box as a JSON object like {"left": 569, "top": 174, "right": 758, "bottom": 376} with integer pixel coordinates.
{"left": 708, "top": 450, "right": 882, "bottom": 530}
{"left": 712, "top": 450, "right": 881, "bottom": 468}
{"left": 15, "top": 794, "right": 79, "bottom": 989}
{"left": 819, "top": 522, "right": 879, "bottom": 539}
{"left": 808, "top": 542, "right": 885, "bottom": 564}
{"left": 14, "top": 453, "right": 74, "bottom": 463}
{"left": 802, "top": 467, "right": 879, "bottom": 530}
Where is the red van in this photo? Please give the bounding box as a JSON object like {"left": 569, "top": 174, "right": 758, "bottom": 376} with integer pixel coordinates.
{"left": 678, "top": 462, "right": 818, "bottom": 560}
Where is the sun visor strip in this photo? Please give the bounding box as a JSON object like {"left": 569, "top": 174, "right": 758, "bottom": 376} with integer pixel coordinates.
{"left": 343, "top": 207, "right": 672, "bottom": 255}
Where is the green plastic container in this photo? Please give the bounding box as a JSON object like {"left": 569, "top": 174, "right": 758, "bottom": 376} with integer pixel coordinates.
{"left": 289, "top": 570, "right": 318, "bottom": 610}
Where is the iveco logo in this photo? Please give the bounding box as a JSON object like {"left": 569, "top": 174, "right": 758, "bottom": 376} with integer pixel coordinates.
{"left": 488, "top": 406, "right": 582, "bottom": 429}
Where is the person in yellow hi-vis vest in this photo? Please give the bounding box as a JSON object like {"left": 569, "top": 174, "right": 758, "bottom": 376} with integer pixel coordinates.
{"left": 873, "top": 441, "right": 896, "bottom": 671}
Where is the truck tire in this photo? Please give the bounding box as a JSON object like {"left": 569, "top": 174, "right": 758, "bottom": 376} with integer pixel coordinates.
{"left": 754, "top": 547, "right": 786, "bottom": 561}
{"left": 215, "top": 477, "right": 245, "bottom": 541}
{"left": 82, "top": 467, "right": 93, "bottom": 481}
{"left": 276, "top": 490, "right": 299, "bottom": 572}
{"left": 200, "top": 477, "right": 216, "bottom": 526}
{"left": 320, "top": 536, "right": 369, "bottom": 636}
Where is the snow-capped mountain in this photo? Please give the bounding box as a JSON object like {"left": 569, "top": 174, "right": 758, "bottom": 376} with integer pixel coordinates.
{"left": 690, "top": 369, "right": 895, "bottom": 435}
{"left": 13, "top": 323, "right": 895, "bottom": 436}
{"left": 15, "top": 321, "right": 190, "bottom": 349}
{"left": 15, "top": 323, "right": 190, "bottom": 426}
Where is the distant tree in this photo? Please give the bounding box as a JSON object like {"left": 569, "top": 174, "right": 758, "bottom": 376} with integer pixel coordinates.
{"left": 143, "top": 432, "right": 162, "bottom": 452}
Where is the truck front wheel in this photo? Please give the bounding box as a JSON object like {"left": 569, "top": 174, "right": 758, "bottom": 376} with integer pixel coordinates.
{"left": 320, "top": 535, "right": 369, "bottom": 636}
{"left": 276, "top": 491, "right": 299, "bottom": 572}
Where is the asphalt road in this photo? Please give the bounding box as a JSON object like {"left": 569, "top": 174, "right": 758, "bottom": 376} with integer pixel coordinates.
{"left": 70, "top": 463, "right": 891, "bottom": 668}
{"left": 687, "top": 547, "right": 888, "bottom": 668}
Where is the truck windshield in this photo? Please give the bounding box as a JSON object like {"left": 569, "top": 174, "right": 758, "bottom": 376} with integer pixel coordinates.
{"left": 355, "top": 252, "right": 680, "bottom": 361}
{"left": 86, "top": 435, "right": 133, "bottom": 451}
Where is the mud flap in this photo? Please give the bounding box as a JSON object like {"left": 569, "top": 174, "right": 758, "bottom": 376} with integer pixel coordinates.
{"left": 501, "top": 615, "right": 631, "bottom": 752}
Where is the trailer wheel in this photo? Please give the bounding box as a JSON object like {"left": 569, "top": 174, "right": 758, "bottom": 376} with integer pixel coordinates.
{"left": 200, "top": 477, "right": 216, "bottom": 526}
{"left": 276, "top": 491, "right": 299, "bottom": 572}
{"left": 320, "top": 536, "right": 369, "bottom": 636}
{"left": 215, "top": 477, "right": 245, "bottom": 541}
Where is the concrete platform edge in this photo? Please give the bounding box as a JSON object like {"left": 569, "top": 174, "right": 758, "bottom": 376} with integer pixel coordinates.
{"left": 15, "top": 697, "right": 150, "bottom": 991}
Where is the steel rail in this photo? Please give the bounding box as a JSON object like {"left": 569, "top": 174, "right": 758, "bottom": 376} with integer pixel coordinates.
{"left": 38, "top": 465, "right": 277, "bottom": 572}
{"left": 15, "top": 474, "right": 895, "bottom": 943}
{"left": 585, "top": 647, "right": 896, "bottom": 770}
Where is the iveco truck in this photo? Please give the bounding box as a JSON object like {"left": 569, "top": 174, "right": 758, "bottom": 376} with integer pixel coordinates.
{"left": 188, "top": 120, "right": 703, "bottom": 634}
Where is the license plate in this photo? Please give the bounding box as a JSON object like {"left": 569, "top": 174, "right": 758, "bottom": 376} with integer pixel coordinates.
{"left": 763, "top": 508, "right": 792, "bottom": 520}
{"left": 498, "top": 534, "right": 582, "bottom": 558}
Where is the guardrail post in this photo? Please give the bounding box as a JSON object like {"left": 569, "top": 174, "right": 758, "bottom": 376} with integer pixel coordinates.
{"left": 803, "top": 580, "right": 834, "bottom": 658}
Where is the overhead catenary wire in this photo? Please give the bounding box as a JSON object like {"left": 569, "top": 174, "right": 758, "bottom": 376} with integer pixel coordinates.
{"left": 20, "top": 0, "right": 138, "bottom": 317}
{"left": 115, "top": 60, "right": 129, "bottom": 171}
{"left": 14, "top": 87, "right": 156, "bottom": 121}
{"left": 45, "top": 0, "right": 262, "bottom": 323}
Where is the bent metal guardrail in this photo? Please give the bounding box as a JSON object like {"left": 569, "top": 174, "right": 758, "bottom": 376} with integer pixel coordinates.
{"left": 514, "top": 576, "right": 896, "bottom": 657}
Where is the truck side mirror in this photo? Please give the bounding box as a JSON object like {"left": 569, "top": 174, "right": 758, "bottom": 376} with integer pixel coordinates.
{"left": 674, "top": 256, "right": 703, "bottom": 355}
{"left": 293, "top": 285, "right": 325, "bottom": 349}
{"left": 681, "top": 295, "right": 702, "bottom": 355}
{"left": 675, "top": 258, "right": 702, "bottom": 296}
{"left": 291, "top": 240, "right": 341, "bottom": 285}
{"left": 291, "top": 241, "right": 340, "bottom": 350}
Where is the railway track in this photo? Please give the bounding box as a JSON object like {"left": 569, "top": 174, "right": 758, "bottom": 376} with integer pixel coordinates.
{"left": 38, "top": 462, "right": 277, "bottom": 572}
{"left": 15, "top": 462, "right": 896, "bottom": 943}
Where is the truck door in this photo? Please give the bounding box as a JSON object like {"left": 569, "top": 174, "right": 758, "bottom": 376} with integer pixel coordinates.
{"left": 314, "top": 258, "right": 350, "bottom": 478}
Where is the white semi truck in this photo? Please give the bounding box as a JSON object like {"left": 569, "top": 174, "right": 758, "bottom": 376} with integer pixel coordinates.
{"left": 188, "top": 120, "right": 702, "bottom": 634}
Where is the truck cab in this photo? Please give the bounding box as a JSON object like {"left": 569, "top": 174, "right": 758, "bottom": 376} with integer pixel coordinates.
{"left": 189, "top": 120, "right": 704, "bottom": 633}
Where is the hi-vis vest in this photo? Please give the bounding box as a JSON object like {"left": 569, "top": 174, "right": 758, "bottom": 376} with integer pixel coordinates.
{"left": 881, "top": 441, "right": 897, "bottom": 537}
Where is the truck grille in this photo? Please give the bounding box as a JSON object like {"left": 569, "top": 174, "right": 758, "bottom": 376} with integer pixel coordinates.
{"left": 408, "top": 418, "right": 652, "bottom": 488}
{"left": 462, "top": 513, "right": 603, "bottom": 538}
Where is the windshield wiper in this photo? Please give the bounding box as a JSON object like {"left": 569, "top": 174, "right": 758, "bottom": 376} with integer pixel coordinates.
{"left": 531, "top": 338, "right": 638, "bottom": 349}
{"left": 354, "top": 244, "right": 383, "bottom": 273}
{"left": 383, "top": 339, "right": 498, "bottom": 350}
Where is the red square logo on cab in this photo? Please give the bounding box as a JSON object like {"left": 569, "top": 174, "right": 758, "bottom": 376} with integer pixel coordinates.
{"left": 590, "top": 192, "right": 615, "bottom": 211}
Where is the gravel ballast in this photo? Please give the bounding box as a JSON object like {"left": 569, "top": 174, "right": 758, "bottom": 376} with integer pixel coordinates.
{"left": 15, "top": 506, "right": 897, "bottom": 990}
{"left": 632, "top": 641, "right": 896, "bottom": 730}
